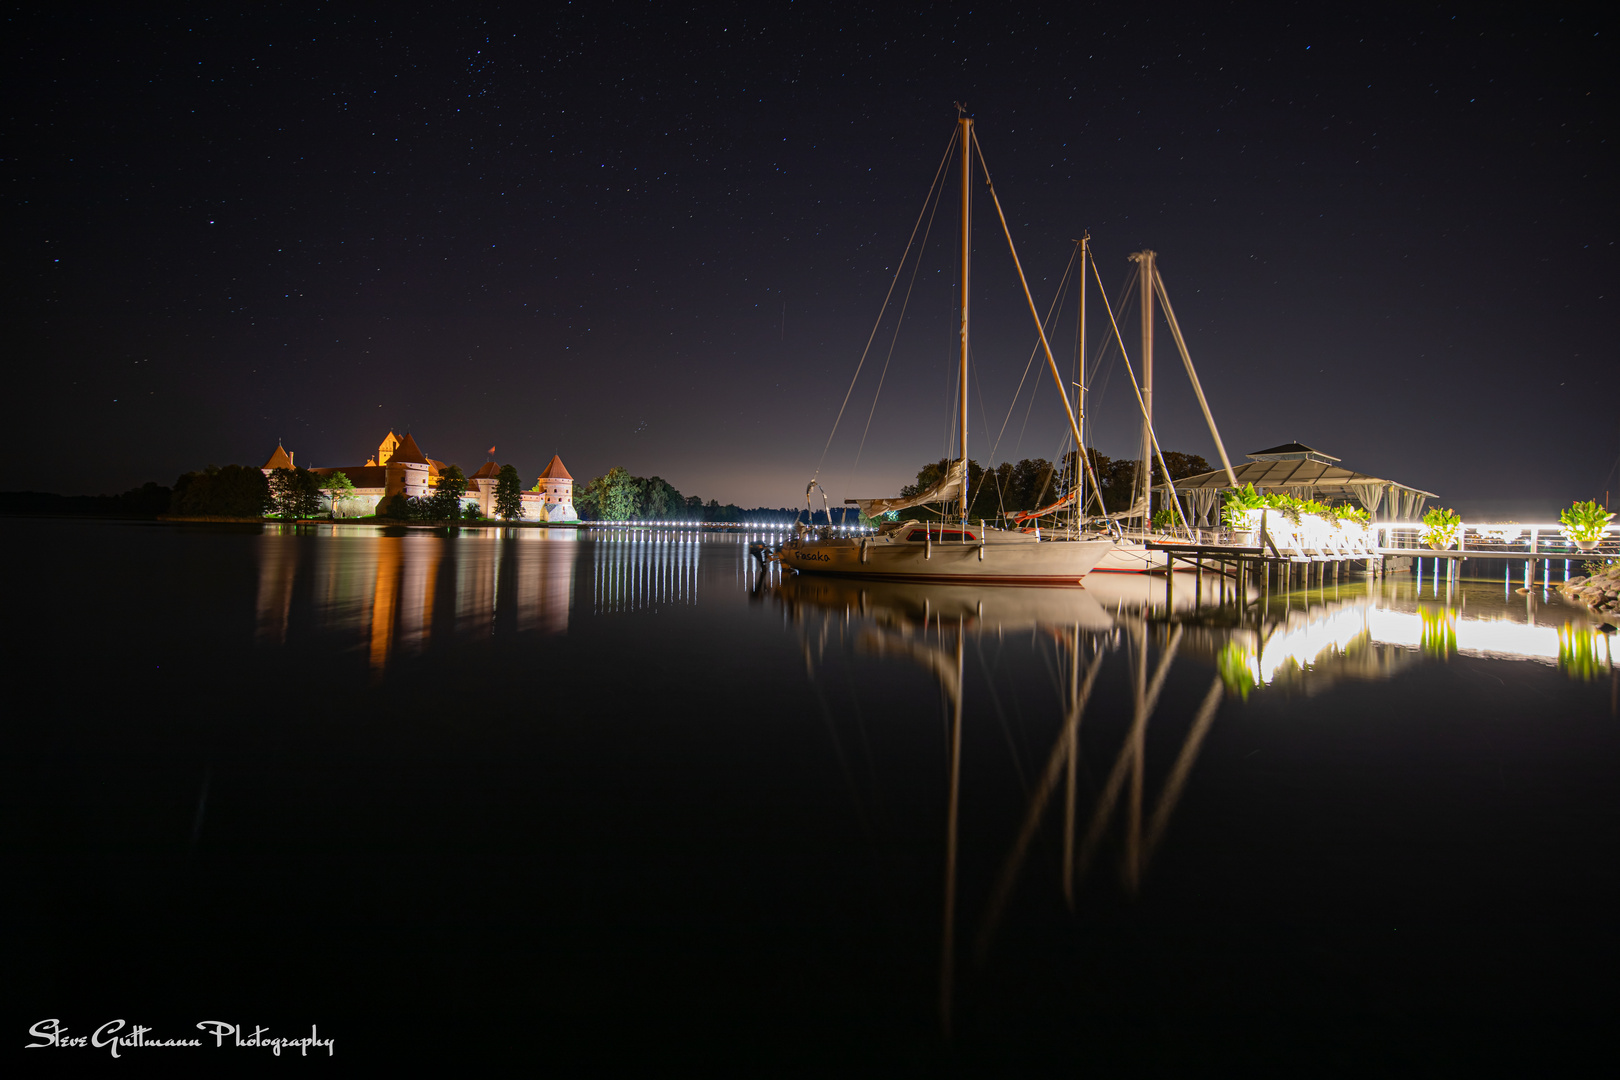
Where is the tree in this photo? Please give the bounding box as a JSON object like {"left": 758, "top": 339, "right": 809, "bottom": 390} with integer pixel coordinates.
{"left": 428, "top": 464, "right": 468, "bottom": 520}
{"left": 172, "top": 464, "right": 270, "bottom": 517}
{"left": 377, "top": 493, "right": 415, "bottom": 520}
{"left": 1158, "top": 451, "right": 1212, "bottom": 482}
{"left": 322, "top": 470, "right": 357, "bottom": 518}
{"left": 495, "top": 464, "right": 524, "bottom": 520}
{"left": 634, "top": 475, "right": 685, "bottom": 520}
{"left": 579, "top": 466, "right": 638, "bottom": 520}
{"left": 268, "top": 467, "right": 325, "bottom": 519}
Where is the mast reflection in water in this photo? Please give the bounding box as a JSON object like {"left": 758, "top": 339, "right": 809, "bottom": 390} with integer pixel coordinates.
{"left": 14, "top": 517, "right": 1618, "bottom": 1070}
{"left": 771, "top": 560, "right": 1617, "bottom": 1040}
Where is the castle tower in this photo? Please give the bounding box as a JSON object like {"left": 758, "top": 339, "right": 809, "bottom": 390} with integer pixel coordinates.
{"left": 261, "top": 443, "right": 294, "bottom": 476}
{"left": 384, "top": 432, "right": 432, "bottom": 500}
{"left": 376, "top": 431, "right": 402, "bottom": 467}
{"left": 535, "top": 455, "right": 577, "bottom": 522}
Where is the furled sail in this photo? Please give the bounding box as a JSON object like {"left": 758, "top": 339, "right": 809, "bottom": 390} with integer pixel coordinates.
{"left": 851, "top": 459, "right": 967, "bottom": 518}
{"left": 1012, "top": 487, "right": 1076, "bottom": 523}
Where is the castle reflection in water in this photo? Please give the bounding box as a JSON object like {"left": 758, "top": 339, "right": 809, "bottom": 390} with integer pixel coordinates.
{"left": 254, "top": 525, "right": 580, "bottom": 669}
{"left": 252, "top": 525, "right": 784, "bottom": 668}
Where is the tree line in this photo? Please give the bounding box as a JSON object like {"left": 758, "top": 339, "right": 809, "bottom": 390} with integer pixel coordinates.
{"left": 901, "top": 449, "right": 1212, "bottom": 520}
{"left": 575, "top": 466, "right": 825, "bottom": 523}
{"left": 4, "top": 461, "right": 538, "bottom": 521}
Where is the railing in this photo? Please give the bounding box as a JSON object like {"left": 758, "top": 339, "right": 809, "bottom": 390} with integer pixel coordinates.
{"left": 1371, "top": 522, "right": 1618, "bottom": 559}
{"left": 587, "top": 520, "right": 878, "bottom": 534}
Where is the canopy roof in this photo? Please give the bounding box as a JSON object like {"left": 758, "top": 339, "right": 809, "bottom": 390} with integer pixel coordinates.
{"left": 1156, "top": 444, "right": 1436, "bottom": 524}
{"left": 1245, "top": 441, "right": 1340, "bottom": 463}
{"left": 1165, "top": 457, "right": 1435, "bottom": 498}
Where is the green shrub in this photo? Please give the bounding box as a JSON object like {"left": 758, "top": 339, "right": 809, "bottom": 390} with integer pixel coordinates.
{"left": 1419, "top": 506, "right": 1462, "bottom": 547}
{"left": 1221, "top": 483, "right": 1264, "bottom": 528}
{"left": 1560, "top": 500, "right": 1615, "bottom": 542}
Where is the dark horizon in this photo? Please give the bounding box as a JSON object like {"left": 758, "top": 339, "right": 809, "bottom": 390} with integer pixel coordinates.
{"left": 6, "top": 3, "right": 1615, "bottom": 515}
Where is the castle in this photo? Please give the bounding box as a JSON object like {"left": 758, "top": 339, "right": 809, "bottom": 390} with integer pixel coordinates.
{"left": 262, "top": 432, "right": 577, "bottom": 522}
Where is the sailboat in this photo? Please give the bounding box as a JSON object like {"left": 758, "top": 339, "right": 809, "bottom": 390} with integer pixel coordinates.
{"left": 1005, "top": 244, "right": 1242, "bottom": 573}
{"left": 778, "top": 114, "right": 1116, "bottom": 586}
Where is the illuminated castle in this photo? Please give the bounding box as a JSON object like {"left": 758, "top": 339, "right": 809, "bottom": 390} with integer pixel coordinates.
{"left": 261, "top": 432, "right": 577, "bottom": 522}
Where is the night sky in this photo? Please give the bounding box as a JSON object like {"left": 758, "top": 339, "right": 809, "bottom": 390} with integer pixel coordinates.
{"left": 7, "top": 3, "right": 1615, "bottom": 515}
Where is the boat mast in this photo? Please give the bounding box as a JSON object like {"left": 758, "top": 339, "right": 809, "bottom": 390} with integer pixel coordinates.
{"left": 1077, "top": 234, "right": 1089, "bottom": 535}
{"left": 957, "top": 114, "right": 972, "bottom": 528}
{"left": 1130, "top": 249, "right": 1156, "bottom": 528}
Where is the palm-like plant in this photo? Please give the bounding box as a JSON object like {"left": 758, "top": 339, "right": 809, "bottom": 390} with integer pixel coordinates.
{"left": 1221, "top": 483, "right": 1265, "bottom": 529}
{"left": 1419, "top": 507, "right": 1462, "bottom": 549}
{"left": 1559, "top": 500, "right": 1614, "bottom": 543}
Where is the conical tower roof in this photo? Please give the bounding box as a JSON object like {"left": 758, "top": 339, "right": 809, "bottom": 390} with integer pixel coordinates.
{"left": 470, "top": 460, "right": 502, "bottom": 480}
{"left": 263, "top": 443, "right": 294, "bottom": 470}
{"left": 537, "top": 454, "right": 572, "bottom": 481}
{"left": 391, "top": 432, "right": 429, "bottom": 464}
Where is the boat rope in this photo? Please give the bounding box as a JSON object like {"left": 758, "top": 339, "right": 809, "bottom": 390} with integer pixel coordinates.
{"left": 815, "top": 130, "right": 960, "bottom": 482}
{"left": 989, "top": 242, "right": 1080, "bottom": 473}
{"left": 1088, "top": 255, "right": 1193, "bottom": 535}
{"left": 971, "top": 129, "right": 1115, "bottom": 535}
{"left": 1153, "top": 269, "right": 1239, "bottom": 486}
{"left": 851, "top": 140, "right": 954, "bottom": 481}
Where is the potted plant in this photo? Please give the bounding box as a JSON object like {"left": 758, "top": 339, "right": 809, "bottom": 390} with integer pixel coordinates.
{"left": 1222, "top": 483, "right": 1265, "bottom": 545}
{"left": 1419, "top": 507, "right": 1462, "bottom": 550}
{"left": 1560, "top": 500, "right": 1615, "bottom": 552}
{"left": 1333, "top": 503, "right": 1370, "bottom": 528}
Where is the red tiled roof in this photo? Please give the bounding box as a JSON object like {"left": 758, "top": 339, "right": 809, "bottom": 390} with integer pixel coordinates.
{"left": 391, "top": 432, "right": 429, "bottom": 464}
{"left": 263, "top": 444, "right": 294, "bottom": 470}
{"left": 537, "top": 454, "right": 572, "bottom": 481}
{"left": 470, "top": 460, "right": 502, "bottom": 479}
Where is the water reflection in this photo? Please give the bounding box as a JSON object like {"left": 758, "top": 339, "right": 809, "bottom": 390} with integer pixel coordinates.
{"left": 252, "top": 526, "right": 579, "bottom": 670}
{"left": 775, "top": 573, "right": 1228, "bottom": 1038}
{"left": 1560, "top": 624, "right": 1613, "bottom": 681}
{"left": 768, "top": 563, "right": 1616, "bottom": 1038}
{"left": 590, "top": 528, "right": 702, "bottom": 614}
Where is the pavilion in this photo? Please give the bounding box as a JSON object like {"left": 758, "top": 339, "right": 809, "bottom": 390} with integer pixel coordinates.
{"left": 1160, "top": 442, "right": 1437, "bottom": 525}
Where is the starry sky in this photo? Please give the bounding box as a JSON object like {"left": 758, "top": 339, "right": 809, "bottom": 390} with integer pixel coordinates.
{"left": 7, "top": 2, "right": 1615, "bottom": 514}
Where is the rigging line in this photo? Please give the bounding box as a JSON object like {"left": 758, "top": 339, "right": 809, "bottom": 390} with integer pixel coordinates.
{"left": 1088, "top": 255, "right": 1192, "bottom": 533}
{"left": 815, "top": 129, "right": 959, "bottom": 479}
{"left": 968, "top": 355, "right": 1004, "bottom": 515}
{"left": 994, "top": 243, "right": 1079, "bottom": 468}
{"left": 1014, "top": 262, "right": 1081, "bottom": 466}
{"left": 851, "top": 142, "right": 953, "bottom": 480}
{"left": 971, "top": 129, "right": 1111, "bottom": 526}
{"left": 973, "top": 252, "right": 1079, "bottom": 517}
{"left": 1154, "top": 269, "right": 1238, "bottom": 486}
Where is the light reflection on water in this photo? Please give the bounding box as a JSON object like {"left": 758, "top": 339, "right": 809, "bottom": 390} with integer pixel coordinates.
{"left": 16, "top": 518, "right": 1620, "bottom": 1063}
{"left": 767, "top": 562, "right": 1616, "bottom": 1035}
{"left": 254, "top": 525, "right": 579, "bottom": 669}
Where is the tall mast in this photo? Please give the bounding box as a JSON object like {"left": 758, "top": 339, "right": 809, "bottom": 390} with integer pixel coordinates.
{"left": 1130, "top": 249, "right": 1156, "bottom": 525}
{"left": 1077, "top": 234, "right": 1089, "bottom": 531}
{"left": 957, "top": 115, "right": 972, "bottom": 527}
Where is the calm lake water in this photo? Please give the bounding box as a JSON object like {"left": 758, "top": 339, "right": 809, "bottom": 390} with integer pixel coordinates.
{"left": 9, "top": 518, "right": 1618, "bottom": 1071}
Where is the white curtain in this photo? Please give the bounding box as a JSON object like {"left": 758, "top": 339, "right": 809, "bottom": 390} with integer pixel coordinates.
{"left": 1354, "top": 484, "right": 1384, "bottom": 516}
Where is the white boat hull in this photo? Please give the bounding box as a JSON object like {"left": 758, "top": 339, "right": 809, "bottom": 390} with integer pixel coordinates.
{"left": 779, "top": 533, "right": 1115, "bottom": 586}
{"left": 1089, "top": 540, "right": 1170, "bottom": 574}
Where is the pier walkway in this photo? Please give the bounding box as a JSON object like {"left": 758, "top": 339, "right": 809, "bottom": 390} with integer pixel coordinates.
{"left": 1146, "top": 519, "right": 1615, "bottom": 591}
